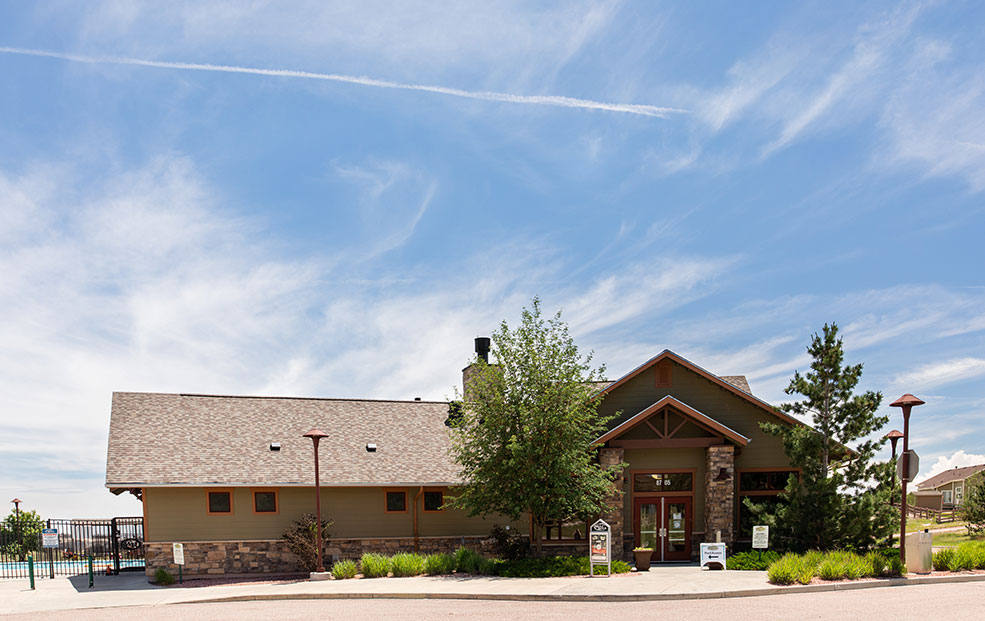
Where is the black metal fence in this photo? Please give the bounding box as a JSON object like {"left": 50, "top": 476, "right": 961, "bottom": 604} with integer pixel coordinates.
{"left": 0, "top": 517, "right": 144, "bottom": 580}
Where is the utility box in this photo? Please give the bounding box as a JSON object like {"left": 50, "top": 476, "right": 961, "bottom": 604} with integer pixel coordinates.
{"left": 905, "top": 529, "right": 933, "bottom": 574}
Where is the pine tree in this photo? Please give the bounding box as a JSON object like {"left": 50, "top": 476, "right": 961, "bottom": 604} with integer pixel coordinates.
{"left": 747, "top": 323, "right": 894, "bottom": 551}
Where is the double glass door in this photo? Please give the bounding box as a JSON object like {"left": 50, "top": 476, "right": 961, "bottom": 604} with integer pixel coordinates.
{"left": 635, "top": 496, "right": 692, "bottom": 562}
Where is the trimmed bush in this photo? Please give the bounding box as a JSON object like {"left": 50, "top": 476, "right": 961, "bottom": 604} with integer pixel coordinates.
{"left": 282, "top": 513, "right": 333, "bottom": 573}
{"left": 454, "top": 547, "right": 485, "bottom": 574}
{"left": 728, "top": 550, "right": 781, "bottom": 570}
{"left": 948, "top": 545, "right": 977, "bottom": 571}
{"left": 495, "top": 555, "right": 631, "bottom": 577}
{"left": 331, "top": 559, "right": 357, "bottom": 580}
{"left": 360, "top": 552, "right": 391, "bottom": 578}
{"left": 844, "top": 555, "right": 870, "bottom": 580}
{"left": 154, "top": 567, "right": 175, "bottom": 585}
{"left": 886, "top": 555, "right": 906, "bottom": 576}
{"left": 391, "top": 553, "right": 426, "bottom": 577}
{"left": 817, "top": 556, "right": 845, "bottom": 581}
{"left": 424, "top": 553, "right": 456, "bottom": 575}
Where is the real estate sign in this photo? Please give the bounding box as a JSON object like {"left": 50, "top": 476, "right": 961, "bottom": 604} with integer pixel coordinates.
{"left": 752, "top": 525, "right": 769, "bottom": 549}
{"left": 589, "top": 519, "right": 611, "bottom": 577}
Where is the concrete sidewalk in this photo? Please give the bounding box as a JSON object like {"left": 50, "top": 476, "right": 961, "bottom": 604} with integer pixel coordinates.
{"left": 3, "top": 566, "right": 985, "bottom": 616}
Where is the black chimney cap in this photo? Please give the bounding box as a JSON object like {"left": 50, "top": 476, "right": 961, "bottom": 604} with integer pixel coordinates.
{"left": 475, "top": 337, "right": 491, "bottom": 362}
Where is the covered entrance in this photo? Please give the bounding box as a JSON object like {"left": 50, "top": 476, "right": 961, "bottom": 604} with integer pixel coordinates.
{"left": 634, "top": 495, "right": 692, "bottom": 562}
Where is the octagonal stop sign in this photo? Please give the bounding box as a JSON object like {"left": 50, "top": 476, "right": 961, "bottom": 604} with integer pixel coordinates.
{"left": 897, "top": 449, "right": 919, "bottom": 482}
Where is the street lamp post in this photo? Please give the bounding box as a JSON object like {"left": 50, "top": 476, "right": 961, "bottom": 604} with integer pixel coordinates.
{"left": 885, "top": 430, "right": 904, "bottom": 501}
{"left": 890, "top": 394, "right": 924, "bottom": 565}
{"left": 10, "top": 498, "right": 22, "bottom": 556}
{"left": 303, "top": 429, "right": 330, "bottom": 574}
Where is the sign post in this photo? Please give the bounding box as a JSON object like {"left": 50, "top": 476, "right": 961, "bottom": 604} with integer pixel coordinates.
{"left": 589, "top": 519, "right": 611, "bottom": 577}
{"left": 173, "top": 543, "right": 185, "bottom": 584}
{"left": 752, "top": 525, "right": 769, "bottom": 562}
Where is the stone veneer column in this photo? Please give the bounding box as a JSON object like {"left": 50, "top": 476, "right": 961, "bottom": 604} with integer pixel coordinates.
{"left": 598, "top": 447, "right": 626, "bottom": 560}
{"left": 704, "top": 445, "right": 735, "bottom": 544}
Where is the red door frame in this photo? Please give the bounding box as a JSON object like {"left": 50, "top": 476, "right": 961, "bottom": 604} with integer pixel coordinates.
{"left": 633, "top": 496, "right": 693, "bottom": 562}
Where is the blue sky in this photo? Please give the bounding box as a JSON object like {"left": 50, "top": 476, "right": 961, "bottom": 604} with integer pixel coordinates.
{"left": 1, "top": 1, "right": 983, "bottom": 518}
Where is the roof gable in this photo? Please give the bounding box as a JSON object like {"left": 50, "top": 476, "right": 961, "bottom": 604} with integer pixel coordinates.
{"left": 596, "top": 349, "right": 800, "bottom": 427}
{"left": 594, "top": 396, "right": 750, "bottom": 447}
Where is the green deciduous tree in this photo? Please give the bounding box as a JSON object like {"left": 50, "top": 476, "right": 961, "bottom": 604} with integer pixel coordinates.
{"left": 1, "top": 508, "right": 45, "bottom": 561}
{"left": 746, "top": 323, "right": 895, "bottom": 552}
{"left": 448, "top": 297, "right": 620, "bottom": 556}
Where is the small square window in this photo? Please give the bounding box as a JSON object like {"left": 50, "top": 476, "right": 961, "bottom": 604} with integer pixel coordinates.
{"left": 208, "top": 491, "right": 231, "bottom": 514}
{"left": 386, "top": 491, "right": 407, "bottom": 513}
{"left": 254, "top": 491, "right": 277, "bottom": 513}
{"left": 423, "top": 491, "right": 443, "bottom": 512}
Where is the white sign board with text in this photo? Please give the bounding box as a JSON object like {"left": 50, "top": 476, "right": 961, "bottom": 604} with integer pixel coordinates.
{"left": 752, "top": 525, "right": 769, "bottom": 549}
{"left": 172, "top": 543, "right": 185, "bottom": 565}
{"left": 41, "top": 528, "right": 58, "bottom": 548}
{"left": 589, "top": 519, "right": 611, "bottom": 577}
{"left": 700, "top": 543, "right": 726, "bottom": 570}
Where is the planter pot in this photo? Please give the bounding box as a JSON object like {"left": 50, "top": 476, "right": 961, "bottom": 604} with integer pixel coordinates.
{"left": 634, "top": 549, "right": 654, "bottom": 570}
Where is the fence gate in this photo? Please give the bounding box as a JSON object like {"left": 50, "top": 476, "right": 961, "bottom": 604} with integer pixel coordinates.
{"left": 0, "top": 517, "right": 144, "bottom": 580}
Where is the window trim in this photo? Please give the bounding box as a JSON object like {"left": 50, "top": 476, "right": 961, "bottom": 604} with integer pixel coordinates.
{"left": 539, "top": 517, "right": 590, "bottom": 544}
{"left": 735, "top": 468, "right": 800, "bottom": 540}
{"left": 384, "top": 489, "right": 408, "bottom": 514}
{"left": 630, "top": 469, "right": 696, "bottom": 496}
{"left": 206, "top": 488, "right": 234, "bottom": 515}
{"left": 422, "top": 489, "right": 444, "bottom": 513}
{"left": 251, "top": 488, "right": 279, "bottom": 514}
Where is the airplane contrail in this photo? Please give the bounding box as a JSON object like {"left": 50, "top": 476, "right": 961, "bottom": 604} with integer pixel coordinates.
{"left": 0, "top": 46, "right": 686, "bottom": 119}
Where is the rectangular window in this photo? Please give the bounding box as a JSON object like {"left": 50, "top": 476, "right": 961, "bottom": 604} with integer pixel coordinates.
{"left": 736, "top": 470, "right": 798, "bottom": 539}
{"left": 207, "top": 490, "right": 232, "bottom": 514}
{"left": 739, "top": 471, "right": 796, "bottom": 492}
{"left": 254, "top": 490, "right": 278, "bottom": 513}
{"left": 956, "top": 486, "right": 964, "bottom": 504}
{"left": 942, "top": 490, "right": 953, "bottom": 504}
{"left": 423, "top": 490, "right": 443, "bottom": 512}
{"left": 385, "top": 490, "right": 407, "bottom": 513}
{"left": 543, "top": 517, "right": 587, "bottom": 541}
{"left": 634, "top": 472, "right": 693, "bottom": 493}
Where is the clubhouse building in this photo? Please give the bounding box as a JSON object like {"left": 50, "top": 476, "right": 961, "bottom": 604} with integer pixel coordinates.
{"left": 106, "top": 340, "right": 799, "bottom": 576}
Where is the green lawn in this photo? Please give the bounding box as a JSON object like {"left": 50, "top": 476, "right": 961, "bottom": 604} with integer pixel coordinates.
{"left": 906, "top": 518, "right": 970, "bottom": 533}
{"left": 931, "top": 531, "right": 985, "bottom": 547}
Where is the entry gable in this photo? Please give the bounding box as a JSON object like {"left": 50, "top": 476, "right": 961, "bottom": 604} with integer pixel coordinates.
{"left": 594, "top": 396, "right": 750, "bottom": 448}
{"left": 595, "top": 350, "right": 799, "bottom": 427}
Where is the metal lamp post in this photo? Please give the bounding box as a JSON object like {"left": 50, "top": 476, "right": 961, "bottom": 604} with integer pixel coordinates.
{"left": 303, "top": 428, "right": 330, "bottom": 574}
{"left": 885, "top": 430, "right": 904, "bottom": 501}
{"left": 11, "top": 498, "right": 22, "bottom": 555}
{"left": 890, "top": 394, "right": 924, "bottom": 565}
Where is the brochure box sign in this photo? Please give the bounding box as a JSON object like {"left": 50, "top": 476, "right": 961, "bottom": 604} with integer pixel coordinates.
{"left": 700, "top": 543, "right": 727, "bottom": 570}
{"left": 41, "top": 528, "right": 58, "bottom": 548}
{"left": 173, "top": 543, "right": 185, "bottom": 565}
{"left": 752, "top": 525, "right": 769, "bottom": 549}
{"left": 589, "top": 519, "right": 611, "bottom": 577}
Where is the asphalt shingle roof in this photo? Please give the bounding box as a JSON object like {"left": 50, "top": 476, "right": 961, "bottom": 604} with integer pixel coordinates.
{"left": 916, "top": 463, "right": 985, "bottom": 490}
{"left": 106, "top": 392, "right": 461, "bottom": 488}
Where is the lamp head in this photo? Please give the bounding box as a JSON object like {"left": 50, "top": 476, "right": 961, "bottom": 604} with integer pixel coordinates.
{"left": 890, "top": 394, "right": 925, "bottom": 408}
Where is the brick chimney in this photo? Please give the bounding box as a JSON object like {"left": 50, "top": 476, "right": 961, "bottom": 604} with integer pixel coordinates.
{"left": 462, "top": 337, "right": 491, "bottom": 401}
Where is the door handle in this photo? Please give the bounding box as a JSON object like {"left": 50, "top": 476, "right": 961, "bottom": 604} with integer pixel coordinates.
{"left": 659, "top": 528, "right": 667, "bottom": 537}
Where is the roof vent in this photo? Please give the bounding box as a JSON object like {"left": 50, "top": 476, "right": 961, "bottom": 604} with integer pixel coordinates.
{"left": 366, "top": 443, "right": 377, "bottom": 452}
{"left": 269, "top": 442, "right": 281, "bottom": 452}
{"left": 414, "top": 397, "right": 421, "bottom": 401}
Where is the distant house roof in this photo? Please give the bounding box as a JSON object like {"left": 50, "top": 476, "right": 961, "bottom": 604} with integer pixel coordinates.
{"left": 720, "top": 376, "right": 751, "bottom": 393}
{"left": 916, "top": 463, "right": 985, "bottom": 490}
{"left": 106, "top": 392, "right": 461, "bottom": 490}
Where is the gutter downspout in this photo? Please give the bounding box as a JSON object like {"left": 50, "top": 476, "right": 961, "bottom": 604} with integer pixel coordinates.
{"left": 413, "top": 486, "right": 424, "bottom": 553}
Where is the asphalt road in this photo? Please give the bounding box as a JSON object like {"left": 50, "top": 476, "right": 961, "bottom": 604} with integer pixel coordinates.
{"left": 8, "top": 581, "right": 985, "bottom": 621}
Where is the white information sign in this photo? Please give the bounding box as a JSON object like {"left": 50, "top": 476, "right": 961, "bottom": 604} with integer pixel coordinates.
{"left": 41, "top": 528, "right": 58, "bottom": 548}
{"left": 172, "top": 542, "right": 185, "bottom": 565}
{"left": 700, "top": 542, "right": 727, "bottom": 570}
{"left": 589, "top": 519, "right": 611, "bottom": 577}
{"left": 752, "top": 525, "right": 769, "bottom": 549}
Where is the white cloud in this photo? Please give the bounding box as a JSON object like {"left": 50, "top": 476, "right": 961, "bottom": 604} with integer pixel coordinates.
{"left": 890, "top": 358, "right": 985, "bottom": 394}
{"left": 916, "top": 450, "right": 985, "bottom": 486}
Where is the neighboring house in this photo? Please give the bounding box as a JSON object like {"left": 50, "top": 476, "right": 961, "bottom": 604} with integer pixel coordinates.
{"left": 106, "top": 342, "right": 800, "bottom": 577}
{"left": 916, "top": 463, "right": 985, "bottom": 508}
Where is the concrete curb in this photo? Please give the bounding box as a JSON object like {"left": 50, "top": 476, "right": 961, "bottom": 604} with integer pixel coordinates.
{"left": 174, "top": 573, "right": 985, "bottom": 605}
